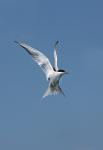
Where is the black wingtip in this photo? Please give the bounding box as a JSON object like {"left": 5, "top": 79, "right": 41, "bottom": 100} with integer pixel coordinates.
{"left": 56, "top": 40, "right": 59, "bottom": 44}
{"left": 54, "top": 40, "right": 59, "bottom": 47}
{"left": 14, "top": 40, "right": 19, "bottom": 44}
{"left": 55, "top": 40, "right": 59, "bottom": 45}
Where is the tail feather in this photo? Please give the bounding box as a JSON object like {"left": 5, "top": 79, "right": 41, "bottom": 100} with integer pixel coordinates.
{"left": 42, "top": 85, "right": 65, "bottom": 98}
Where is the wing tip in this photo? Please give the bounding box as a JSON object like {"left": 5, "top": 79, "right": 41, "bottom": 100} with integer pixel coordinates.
{"left": 54, "top": 40, "right": 59, "bottom": 48}
{"left": 14, "top": 40, "right": 19, "bottom": 44}
{"left": 56, "top": 40, "right": 59, "bottom": 44}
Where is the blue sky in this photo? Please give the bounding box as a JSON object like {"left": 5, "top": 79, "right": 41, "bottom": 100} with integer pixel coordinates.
{"left": 0, "top": 0, "right": 103, "bottom": 149}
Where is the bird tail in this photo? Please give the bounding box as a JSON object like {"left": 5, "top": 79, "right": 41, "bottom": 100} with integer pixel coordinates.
{"left": 42, "top": 84, "right": 65, "bottom": 98}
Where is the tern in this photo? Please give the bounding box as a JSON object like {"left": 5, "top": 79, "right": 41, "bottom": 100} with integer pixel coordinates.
{"left": 15, "top": 41, "right": 68, "bottom": 98}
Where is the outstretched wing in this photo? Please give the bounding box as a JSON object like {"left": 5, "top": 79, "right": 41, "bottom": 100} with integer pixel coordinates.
{"left": 54, "top": 40, "right": 59, "bottom": 71}
{"left": 15, "top": 41, "right": 54, "bottom": 78}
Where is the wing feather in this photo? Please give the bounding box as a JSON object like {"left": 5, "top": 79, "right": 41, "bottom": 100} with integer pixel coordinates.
{"left": 15, "top": 41, "right": 54, "bottom": 78}
{"left": 54, "top": 41, "right": 59, "bottom": 71}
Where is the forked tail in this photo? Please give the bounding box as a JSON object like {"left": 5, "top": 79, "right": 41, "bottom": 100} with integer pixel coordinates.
{"left": 42, "top": 84, "right": 65, "bottom": 98}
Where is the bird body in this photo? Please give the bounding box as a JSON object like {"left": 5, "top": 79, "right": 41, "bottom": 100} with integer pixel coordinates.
{"left": 15, "top": 41, "right": 68, "bottom": 98}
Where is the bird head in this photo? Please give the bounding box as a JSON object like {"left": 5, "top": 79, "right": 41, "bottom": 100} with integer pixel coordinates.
{"left": 58, "top": 69, "right": 69, "bottom": 74}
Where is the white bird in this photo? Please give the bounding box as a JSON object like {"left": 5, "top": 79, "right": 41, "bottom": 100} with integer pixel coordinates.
{"left": 15, "top": 41, "right": 68, "bottom": 98}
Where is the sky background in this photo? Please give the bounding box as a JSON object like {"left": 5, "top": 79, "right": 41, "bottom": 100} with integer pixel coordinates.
{"left": 0, "top": 0, "right": 103, "bottom": 150}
